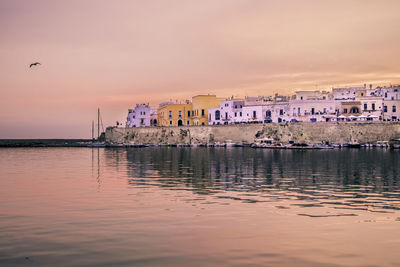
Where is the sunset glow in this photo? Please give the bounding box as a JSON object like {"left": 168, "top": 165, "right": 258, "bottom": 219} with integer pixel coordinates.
{"left": 1, "top": 0, "right": 400, "bottom": 138}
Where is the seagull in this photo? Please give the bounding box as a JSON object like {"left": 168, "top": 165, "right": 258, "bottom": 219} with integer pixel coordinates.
{"left": 29, "top": 62, "right": 41, "bottom": 68}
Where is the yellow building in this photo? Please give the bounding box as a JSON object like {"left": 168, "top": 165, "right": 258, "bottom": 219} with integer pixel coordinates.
{"left": 157, "top": 101, "right": 193, "bottom": 127}
{"left": 191, "top": 95, "right": 224, "bottom": 126}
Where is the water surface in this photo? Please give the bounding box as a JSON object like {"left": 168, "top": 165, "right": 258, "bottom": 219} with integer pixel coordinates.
{"left": 1, "top": 147, "right": 400, "bottom": 266}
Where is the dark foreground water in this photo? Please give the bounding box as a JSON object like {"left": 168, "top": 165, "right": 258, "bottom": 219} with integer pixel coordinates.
{"left": 1, "top": 147, "right": 400, "bottom": 267}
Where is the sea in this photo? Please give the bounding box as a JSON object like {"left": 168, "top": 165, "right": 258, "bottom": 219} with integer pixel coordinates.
{"left": 0, "top": 147, "right": 399, "bottom": 266}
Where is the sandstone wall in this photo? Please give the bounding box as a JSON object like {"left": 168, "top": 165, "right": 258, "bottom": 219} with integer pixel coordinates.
{"left": 106, "top": 122, "right": 400, "bottom": 144}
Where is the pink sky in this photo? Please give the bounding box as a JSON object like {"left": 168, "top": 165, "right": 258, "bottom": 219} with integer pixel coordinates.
{"left": 1, "top": 0, "right": 400, "bottom": 138}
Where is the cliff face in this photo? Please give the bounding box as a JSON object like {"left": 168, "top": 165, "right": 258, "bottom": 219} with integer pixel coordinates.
{"left": 106, "top": 122, "right": 400, "bottom": 144}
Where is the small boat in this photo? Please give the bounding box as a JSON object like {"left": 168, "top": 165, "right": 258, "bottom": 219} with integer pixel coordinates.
{"left": 286, "top": 143, "right": 312, "bottom": 149}
{"left": 376, "top": 141, "right": 389, "bottom": 148}
{"left": 252, "top": 138, "right": 274, "bottom": 148}
{"left": 234, "top": 142, "right": 244, "bottom": 147}
{"left": 224, "top": 140, "right": 235, "bottom": 147}
{"left": 268, "top": 143, "right": 285, "bottom": 149}
{"left": 347, "top": 142, "right": 361, "bottom": 148}
{"left": 312, "top": 143, "right": 334, "bottom": 149}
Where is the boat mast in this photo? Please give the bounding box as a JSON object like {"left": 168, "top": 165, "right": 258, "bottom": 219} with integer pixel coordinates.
{"left": 92, "top": 120, "right": 94, "bottom": 141}
{"left": 97, "top": 108, "right": 100, "bottom": 140}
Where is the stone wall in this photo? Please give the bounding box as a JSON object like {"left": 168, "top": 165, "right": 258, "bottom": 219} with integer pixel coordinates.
{"left": 106, "top": 122, "right": 400, "bottom": 144}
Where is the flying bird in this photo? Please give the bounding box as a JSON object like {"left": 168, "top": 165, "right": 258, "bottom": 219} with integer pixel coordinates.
{"left": 29, "top": 62, "right": 41, "bottom": 68}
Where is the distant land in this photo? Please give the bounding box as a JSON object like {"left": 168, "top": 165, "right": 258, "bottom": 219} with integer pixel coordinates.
{"left": 0, "top": 139, "right": 91, "bottom": 147}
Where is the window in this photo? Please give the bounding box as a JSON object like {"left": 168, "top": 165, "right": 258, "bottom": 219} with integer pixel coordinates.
{"left": 323, "top": 108, "right": 327, "bottom": 114}
{"left": 385, "top": 93, "right": 388, "bottom": 98}
{"left": 280, "top": 109, "right": 283, "bottom": 115}
{"left": 187, "top": 110, "right": 191, "bottom": 117}
{"left": 178, "top": 110, "right": 182, "bottom": 118}
{"left": 187, "top": 120, "right": 190, "bottom": 125}
{"left": 372, "top": 103, "right": 375, "bottom": 110}
{"left": 311, "top": 108, "right": 315, "bottom": 115}
{"left": 192, "top": 110, "right": 194, "bottom": 116}
{"left": 364, "top": 104, "right": 367, "bottom": 110}
{"left": 298, "top": 107, "right": 300, "bottom": 114}
{"left": 350, "top": 107, "right": 359, "bottom": 114}
{"left": 234, "top": 112, "right": 237, "bottom": 117}
{"left": 300, "top": 96, "right": 303, "bottom": 100}
{"left": 225, "top": 112, "right": 228, "bottom": 120}
{"left": 169, "top": 120, "right": 172, "bottom": 125}
{"left": 215, "top": 110, "right": 220, "bottom": 120}
{"left": 384, "top": 106, "right": 387, "bottom": 112}
{"left": 209, "top": 114, "right": 211, "bottom": 120}
{"left": 344, "top": 108, "right": 348, "bottom": 113}
{"left": 225, "top": 103, "right": 228, "bottom": 107}
{"left": 201, "top": 109, "right": 205, "bottom": 116}
{"left": 393, "top": 106, "right": 397, "bottom": 112}
{"left": 168, "top": 110, "right": 172, "bottom": 118}
{"left": 234, "top": 105, "right": 237, "bottom": 108}
{"left": 240, "top": 112, "right": 242, "bottom": 117}
{"left": 253, "top": 111, "right": 257, "bottom": 118}
{"left": 240, "top": 105, "right": 243, "bottom": 108}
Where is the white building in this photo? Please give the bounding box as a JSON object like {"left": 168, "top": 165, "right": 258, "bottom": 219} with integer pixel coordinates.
{"left": 208, "top": 99, "right": 245, "bottom": 125}
{"left": 207, "top": 85, "right": 400, "bottom": 125}
{"left": 126, "top": 104, "right": 157, "bottom": 127}
{"left": 289, "top": 99, "right": 338, "bottom": 122}
{"left": 332, "top": 86, "right": 366, "bottom": 100}
{"left": 383, "top": 100, "right": 400, "bottom": 121}
{"left": 242, "top": 105, "right": 265, "bottom": 123}
{"left": 384, "top": 86, "right": 400, "bottom": 100}
{"left": 294, "top": 90, "right": 332, "bottom": 101}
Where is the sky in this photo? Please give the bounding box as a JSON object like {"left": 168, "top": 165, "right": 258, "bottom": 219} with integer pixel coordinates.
{"left": 1, "top": 0, "right": 400, "bottom": 138}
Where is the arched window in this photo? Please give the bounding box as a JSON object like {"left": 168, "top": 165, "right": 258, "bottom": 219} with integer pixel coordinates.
{"left": 215, "top": 110, "right": 220, "bottom": 120}
{"left": 350, "top": 107, "right": 359, "bottom": 114}
{"left": 266, "top": 110, "right": 271, "bottom": 118}
{"left": 177, "top": 120, "right": 183, "bottom": 126}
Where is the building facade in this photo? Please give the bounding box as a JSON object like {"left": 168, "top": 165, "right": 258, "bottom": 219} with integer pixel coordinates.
{"left": 126, "top": 104, "right": 157, "bottom": 127}
{"left": 157, "top": 101, "right": 193, "bottom": 127}
{"left": 191, "top": 95, "right": 224, "bottom": 126}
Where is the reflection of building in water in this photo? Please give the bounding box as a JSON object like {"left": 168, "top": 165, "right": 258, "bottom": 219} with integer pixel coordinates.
{"left": 103, "top": 147, "right": 400, "bottom": 212}
{"left": 119, "top": 148, "right": 399, "bottom": 192}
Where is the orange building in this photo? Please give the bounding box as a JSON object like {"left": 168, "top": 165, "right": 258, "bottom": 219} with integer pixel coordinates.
{"left": 157, "top": 101, "right": 193, "bottom": 126}
{"left": 191, "top": 95, "right": 224, "bottom": 126}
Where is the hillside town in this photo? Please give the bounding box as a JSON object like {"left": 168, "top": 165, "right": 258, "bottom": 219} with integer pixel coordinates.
{"left": 125, "top": 84, "right": 400, "bottom": 127}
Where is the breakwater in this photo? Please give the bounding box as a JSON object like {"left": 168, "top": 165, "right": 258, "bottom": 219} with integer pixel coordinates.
{"left": 106, "top": 122, "right": 400, "bottom": 145}
{"left": 0, "top": 139, "right": 92, "bottom": 147}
